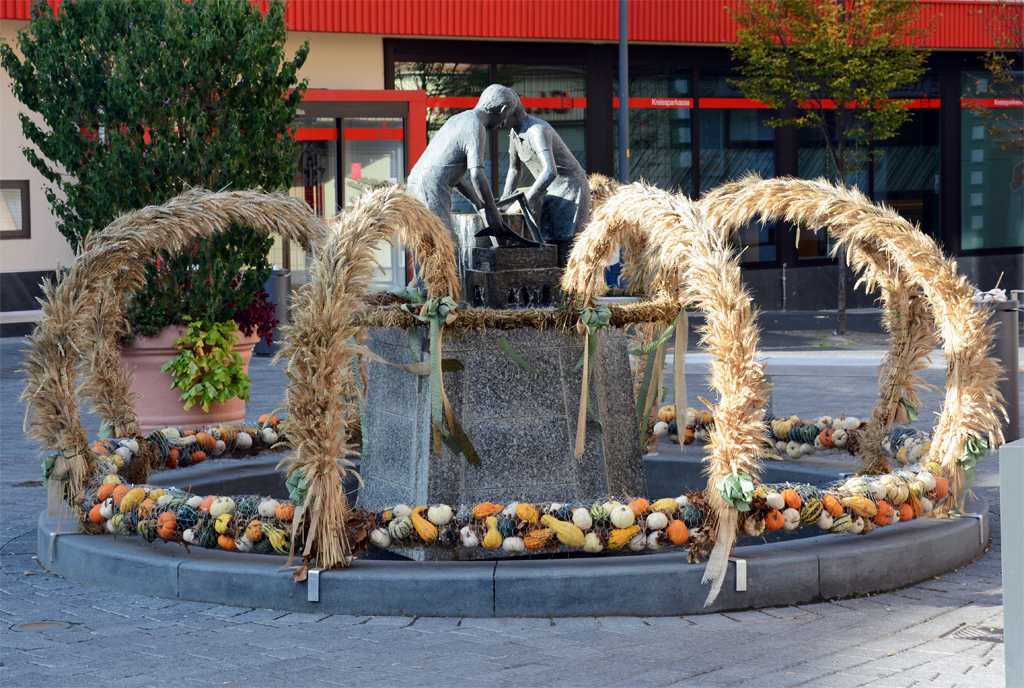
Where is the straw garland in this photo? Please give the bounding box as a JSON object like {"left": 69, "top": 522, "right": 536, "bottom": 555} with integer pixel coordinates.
{"left": 588, "top": 172, "right": 621, "bottom": 214}
{"left": 562, "top": 183, "right": 770, "bottom": 605}
{"left": 23, "top": 189, "right": 329, "bottom": 522}
{"left": 277, "top": 184, "right": 460, "bottom": 569}
{"left": 701, "top": 175, "right": 1006, "bottom": 502}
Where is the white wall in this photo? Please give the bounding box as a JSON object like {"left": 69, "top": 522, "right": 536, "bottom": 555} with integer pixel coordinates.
{"left": 1, "top": 19, "right": 75, "bottom": 274}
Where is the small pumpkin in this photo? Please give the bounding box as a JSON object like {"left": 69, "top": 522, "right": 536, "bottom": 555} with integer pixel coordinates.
{"left": 275, "top": 502, "right": 295, "bottom": 522}
{"left": 608, "top": 525, "right": 641, "bottom": 550}
{"left": 214, "top": 513, "right": 233, "bottom": 535}
{"left": 583, "top": 532, "right": 603, "bottom": 553}
{"left": 112, "top": 485, "right": 131, "bottom": 508}
{"left": 930, "top": 476, "right": 949, "bottom": 500}
{"left": 829, "top": 514, "right": 853, "bottom": 533}
{"left": 681, "top": 504, "right": 703, "bottom": 528}
{"left": 157, "top": 511, "right": 177, "bottom": 540}
{"left": 590, "top": 502, "right": 609, "bottom": 523}
{"left": 199, "top": 495, "right": 217, "bottom": 514}
{"left": 388, "top": 516, "right": 413, "bottom": 540}
{"left": 799, "top": 499, "right": 823, "bottom": 525}
{"left": 190, "top": 450, "right": 207, "bottom": 464}
{"left": 370, "top": 528, "right": 391, "bottom": 549}
{"left": 119, "top": 487, "right": 146, "bottom": 514}
{"left": 194, "top": 432, "right": 216, "bottom": 452}
{"left": 502, "top": 536, "right": 526, "bottom": 553}
{"left": 610, "top": 505, "right": 635, "bottom": 529}
{"left": 571, "top": 508, "right": 593, "bottom": 530}
{"left": 657, "top": 405, "right": 676, "bottom": 423}
{"left": 695, "top": 409, "right": 713, "bottom": 426}
{"left": 89, "top": 503, "right": 105, "bottom": 524}
{"left": 138, "top": 498, "right": 156, "bottom": 519}
{"left": 411, "top": 506, "right": 439, "bottom": 543}
{"left": 683, "top": 427, "right": 695, "bottom": 445}
{"left": 473, "top": 502, "right": 503, "bottom": 520}
{"left": 217, "top": 534, "right": 237, "bottom": 551}
{"left": 822, "top": 493, "right": 844, "bottom": 518}
{"left": 516, "top": 503, "right": 539, "bottom": 524}
{"left": 816, "top": 511, "right": 834, "bottom": 530}
{"left": 258, "top": 499, "right": 280, "bottom": 518}
{"left": 818, "top": 428, "right": 835, "bottom": 448}
{"left": 841, "top": 496, "right": 878, "bottom": 519}
{"left": 764, "top": 509, "right": 785, "bottom": 531}
{"left": 245, "top": 520, "right": 263, "bottom": 541}
{"left": 209, "top": 497, "right": 236, "bottom": 518}
{"left": 628, "top": 498, "right": 650, "bottom": 517}
{"left": 897, "top": 503, "right": 914, "bottom": 522}
{"left": 782, "top": 508, "right": 801, "bottom": 531}
{"left": 873, "top": 500, "right": 894, "bottom": 527}
{"left": 781, "top": 488, "right": 802, "bottom": 510}
{"left": 497, "top": 517, "right": 517, "bottom": 538}
{"left": 427, "top": 504, "right": 454, "bottom": 526}
{"left": 97, "top": 483, "right": 116, "bottom": 502}
{"left": 645, "top": 512, "right": 669, "bottom": 531}
{"left": 628, "top": 532, "right": 647, "bottom": 551}
{"left": 460, "top": 525, "right": 480, "bottom": 548}
{"left": 665, "top": 519, "right": 689, "bottom": 545}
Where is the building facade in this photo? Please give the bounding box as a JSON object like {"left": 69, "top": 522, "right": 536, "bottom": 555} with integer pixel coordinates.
{"left": 2, "top": 0, "right": 1021, "bottom": 330}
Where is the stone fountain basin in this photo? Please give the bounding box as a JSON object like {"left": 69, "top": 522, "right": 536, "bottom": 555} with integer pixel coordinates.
{"left": 37, "top": 449, "right": 989, "bottom": 617}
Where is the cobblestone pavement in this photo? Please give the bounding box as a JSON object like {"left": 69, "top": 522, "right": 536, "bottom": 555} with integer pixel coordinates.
{"left": 1, "top": 336, "right": 1018, "bottom": 687}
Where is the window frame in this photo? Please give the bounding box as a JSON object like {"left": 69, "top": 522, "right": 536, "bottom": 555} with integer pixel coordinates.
{"left": 0, "top": 180, "right": 30, "bottom": 240}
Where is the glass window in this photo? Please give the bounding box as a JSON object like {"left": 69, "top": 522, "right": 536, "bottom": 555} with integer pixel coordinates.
{"left": 698, "top": 70, "right": 775, "bottom": 194}
{"left": 612, "top": 68, "right": 694, "bottom": 196}
{"left": 796, "top": 125, "right": 868, "bottom": 258}
{"left": 0, "top": 181, "right": 29, "bottom": 239}
{"left": 960, "top": 70, "right": 1024, "bottom": 250}
{"left": 873, "top": 109, "right": 941, "bottom": 240}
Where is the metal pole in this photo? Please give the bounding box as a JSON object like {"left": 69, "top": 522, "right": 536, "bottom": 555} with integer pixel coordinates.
{"left": 618, "top": 0, "right": 629, "bottom": 184}
{"left": 985, "top": 300, "right": 1020, "bottom": 443}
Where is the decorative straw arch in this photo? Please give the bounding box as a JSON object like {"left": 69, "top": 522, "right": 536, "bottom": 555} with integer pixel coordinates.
{"left": 277, "top": 184, "right": 459, "bottom": 569}
{"left": 562, "top": 182, "right": 771, "bottom": 605}
{"left": 700, "top": 175, "right": 1006, "bottom": 501}
{"left": 22, "top": 189, "right": 330, "bottom": 521}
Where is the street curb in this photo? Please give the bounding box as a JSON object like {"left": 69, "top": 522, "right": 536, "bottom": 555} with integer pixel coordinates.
{"left": 37, "top": 496, "right": 989, "bottom": 617}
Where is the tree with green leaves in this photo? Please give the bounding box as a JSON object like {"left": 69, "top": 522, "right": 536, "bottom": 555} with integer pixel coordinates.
{"left": 966, "top": 0, "right": 1023, "bottom": 150}
{"left": 729, "top": 0, "right": 931, "bottom": 334}
{"left": 1, "top": 0, "right": 308, "bottom": 337}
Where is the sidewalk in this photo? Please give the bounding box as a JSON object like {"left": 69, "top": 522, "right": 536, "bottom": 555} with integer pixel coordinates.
{"left": 1, "top": 333, "right": 1013, "bottom": 687}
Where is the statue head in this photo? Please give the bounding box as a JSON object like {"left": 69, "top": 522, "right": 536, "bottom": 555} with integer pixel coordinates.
{"left": 475, "top": 85, "right": 525, "bottom": 128}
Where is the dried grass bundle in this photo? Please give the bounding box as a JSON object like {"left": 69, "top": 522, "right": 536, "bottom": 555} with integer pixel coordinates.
{"left": 701, "top": 175, "right": 1006, "bottom": 500}
{"left": 23, "top": 189, "right": 329, "bottom": 521}
{"left": 277, "top": 184, "right": 458, "bottom": 569}
{"left": 587, "top": 172, "right": 621, "bottom": 214}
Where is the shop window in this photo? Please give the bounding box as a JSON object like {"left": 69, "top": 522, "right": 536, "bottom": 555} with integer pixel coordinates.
{"left": 873, "top": 109, "right": 940, "bottom": 241}
{"left": 697, "top": 70, "right": 775, "bottom": 197}
{"left": 612, "top": 68, "right": 694, "bottom": 196}
{"left": 960, "top": 70, "right": 1024, "bottom": 250}
{"left": 0, "top": 180, "right": 30, "bottom": 240}
{"left": 796, "top": 125, "right": 868, "bottom": 258}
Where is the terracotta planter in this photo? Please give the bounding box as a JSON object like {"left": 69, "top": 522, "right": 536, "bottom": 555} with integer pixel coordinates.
{"left": 121, "top": 326, "right": 260, "bottom": 434}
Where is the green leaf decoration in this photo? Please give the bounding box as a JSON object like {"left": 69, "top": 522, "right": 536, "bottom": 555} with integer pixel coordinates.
{"left": 716, "top": 471, "right": 757, "bottom": 512}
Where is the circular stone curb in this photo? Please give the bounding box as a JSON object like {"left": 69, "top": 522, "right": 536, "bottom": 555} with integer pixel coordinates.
{"left": 36, "top": 456, "right": 989, "bottom": 617}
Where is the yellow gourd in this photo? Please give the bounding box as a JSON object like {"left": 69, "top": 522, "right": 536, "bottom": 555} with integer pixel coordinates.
{"left": 841, "top": 496, "right": 878, "bottom": 518}
{"left": 119, "top": 487, "right": 146, "bottom": 514}
{"left": 650, "top": 498, "right": 678, "bottom": 514}
{"left": 483, "top": 516, "right": 502, "bottom": 549}
{"left": 540, "top": 514, "right": 585, "bottom": 548}
{"left": 608, "top": 525, "right": 641, "bottom": 551}
{"left": 411, "top": 506, "right": 438, "bottom": 543}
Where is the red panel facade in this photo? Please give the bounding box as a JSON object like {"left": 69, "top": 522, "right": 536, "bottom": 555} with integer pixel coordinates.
{"left": 1, "top": 0, "right": 1005, "bottom": 50}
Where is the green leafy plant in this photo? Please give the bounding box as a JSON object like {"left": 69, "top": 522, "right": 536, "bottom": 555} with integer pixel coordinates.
{"left": 728, "top": 0, "right": 932, "bottom": 334}
{"left": 1, "top": 0, "right": 308, "bottom": 341}
{"left": 160, "top": 318, "right": 251, "bottom": 412}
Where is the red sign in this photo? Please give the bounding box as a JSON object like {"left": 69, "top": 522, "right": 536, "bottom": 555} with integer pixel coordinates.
{"left": 344, "top": 127, "right": 404, "bottom": 140}
{"left": 961, "top": 98, "right": 1024, "bottom": 109}
{"left": 350, "top": 163, "right": 362, "bottom": 180}
{"left": 613, "top": 97, "right": 693, "bottom": 109}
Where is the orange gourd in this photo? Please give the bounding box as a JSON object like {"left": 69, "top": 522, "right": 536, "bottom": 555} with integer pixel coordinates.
{"left": 275, "top": 503, "right": 295, "bottom": 522}
{"left": 898, "top": 504, "right": 914, "bottom": 522}
{"left": 523, "top": 528, "right": 554, "bottom": 550}
{"left": 818, "top": 428, "right": 834, "bottom": 448}
{"left": 608, "top": 525, "right": 641, "bottom": 550}
{"left": 217, "top": 534, "right": 237, "bottom": 551}
{"left": 194, "top": 432, "right": 216, "bottom": 452}
{"left": 628, "top": 498, "right": 650, "bottom": 517}
{"left": 199, "top": 495, "right": 216, "bottom": 513}
{"left": 764, "top": 509, "right": 785, "bottom": 531}
{"left": 873, "top": 501, "right": 894, "bottom": 527}
{"left": 89, "top": 503, "right": 105, "bottom": 524}
{"left": 665, "top": 519, "right": 689, "bottom": 545}
{"left": 97, "top": 483, "right": 116, "bottom": 501}
{"left": 245, "top": 520, "right": 263, "bottom": 541}
{"left": 167, "top": 449, "right": 179, "bottom": 469}
{"left": 781, "top": 489, "right": 802, "bottom": 510}
{"left": 657, "top": 405, "right": 676, "bottom": 423}
{"left": 157, "top": 512, "right": 177, "bottom": 540}
{"left": 695, "top": 410, "right": 713, "bottom": 426}
{"left": 683, "top": 427, "right": 695, "bottom": 444}
{"left": 191, "top": 450, "right": 207, "bottom": 464}
{"left": 112, "top": 485, "right": 131, "bottom": 508}
{"left": 516, "top": 503, "right": 539, "bottom": 524}
{"left": 91, "top": 443, "right": 110, "bottom": 456}
{"left": 138, "top": 498, "right": 155, "bottom": 518}
{"left": 472, "top": 503, "right": 503, "bottom": 520}
{"left": 822, "top": 493, "right": 843, "bottom": 518}
{"left": 930, "top": 477, "right": 949, "bottom": 500}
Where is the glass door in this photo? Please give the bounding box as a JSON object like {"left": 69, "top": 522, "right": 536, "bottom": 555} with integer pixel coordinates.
{"left": 343, "top": 117, "right": 407, "bottom": 291}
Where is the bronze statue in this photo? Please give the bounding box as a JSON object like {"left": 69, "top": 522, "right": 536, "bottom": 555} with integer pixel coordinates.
{"left": 499, "top": 87, "right": 590, "bottom": 266}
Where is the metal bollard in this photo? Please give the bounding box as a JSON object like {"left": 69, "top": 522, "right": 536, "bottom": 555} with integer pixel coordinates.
{"left": 1001, "top": 438, "right": 1024, "bottom": 688}
{"left": 982, "top": 300, "right": 1020, "bottom": 443}
{"left": 254, "top": 268, "right": 291, "bottom": 356}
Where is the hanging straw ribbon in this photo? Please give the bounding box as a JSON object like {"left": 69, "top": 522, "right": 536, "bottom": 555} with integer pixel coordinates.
{"left": 574, "top": 305, "right": 611, "bottom": 458}
{"left": 401, "top": 297, "right": 481, "bottom": 467}
{"left": 674, "top": 308, "right": 688, "bottom": 422}
{"left": 632, "top": 307, "right": 688, "bottom": 437}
